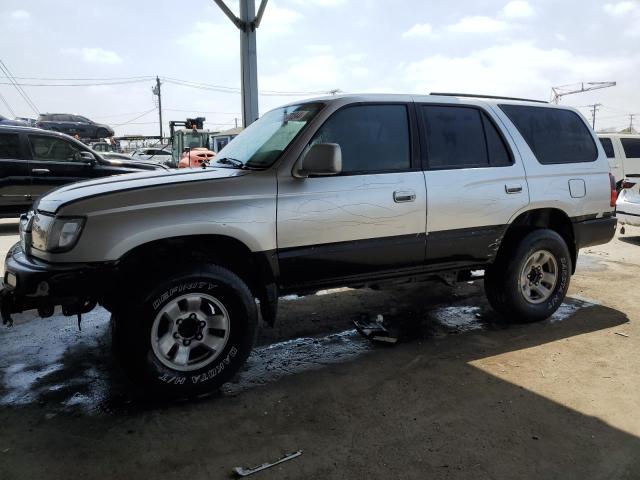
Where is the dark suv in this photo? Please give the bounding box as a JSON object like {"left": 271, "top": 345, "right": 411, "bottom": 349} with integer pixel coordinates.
{"left": 0, "top": 125, "right": 164, "bottom": 217}
{"left": 36, "top": 113, "right": 114, "bottom": 139}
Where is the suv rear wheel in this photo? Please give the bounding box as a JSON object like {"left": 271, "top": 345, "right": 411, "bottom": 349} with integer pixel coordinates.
{"left": 484, "top": 229, "right": 571, "bottom": 323}
{"left": 111, "top": 265, "right": 258, "bottom": 396}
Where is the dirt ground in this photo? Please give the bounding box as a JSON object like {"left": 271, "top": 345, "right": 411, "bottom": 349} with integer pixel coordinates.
{"left": 1, "top": 220, "right": 640, "bottom": 479}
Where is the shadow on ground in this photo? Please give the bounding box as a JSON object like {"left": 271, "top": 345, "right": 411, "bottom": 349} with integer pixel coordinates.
{"left": 0, "top": 281, "right": 636, "bottom": 479}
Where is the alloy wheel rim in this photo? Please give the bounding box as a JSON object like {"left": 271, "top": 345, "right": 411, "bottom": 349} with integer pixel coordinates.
{"left": 150, "top": 293, "right": 230, "bottom": 372}
{"left": 519, "top": 249, "right": 558, "bottom": 305}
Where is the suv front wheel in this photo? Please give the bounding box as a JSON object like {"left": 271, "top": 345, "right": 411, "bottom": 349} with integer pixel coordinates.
{"left": 112, "top": 265, "right": 258, "bottom": 396}
{"left": 484, "top": 229, "right": 571, "bottom": 323}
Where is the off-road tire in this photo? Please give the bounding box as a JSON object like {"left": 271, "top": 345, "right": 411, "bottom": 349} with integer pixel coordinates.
{"left": 484, "top": 229, "right": 571, "bottom": 323}
{"left": 111, "top": 265, "right": 258, "bottom": 397}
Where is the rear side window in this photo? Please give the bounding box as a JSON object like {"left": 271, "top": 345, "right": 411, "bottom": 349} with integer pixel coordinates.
{"left": 599, "top": 137, "right": 615, "bottom": 158}
{"left": 500, "top": 105, "right": 597, "bottom": 164}
{"left": 419, "top": 105, "right": 512, "bottom": 169}
{"left": 311, "top": 104, "right": 411, "bottom": 173}
{"left": 621, "top": 138, "right": 640, "bottom": 158}
{"left": 0, "top": 134, "right": 20, "bottom": 159}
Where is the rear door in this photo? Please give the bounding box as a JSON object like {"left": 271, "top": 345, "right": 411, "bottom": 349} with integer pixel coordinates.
{"left": 277, "top": 103, "right": 427, "bottom": 287}
{"left": 620, "top": 137, "right": 640, "bottom": 177}
{"left": 0, "top": 131, "right": 32, "bottom": 216}
{"left": 26, "top": 133, "right": 97, "bottom": 200}
{"left": 418, "top": 103, "right": 529, "bottom": 266}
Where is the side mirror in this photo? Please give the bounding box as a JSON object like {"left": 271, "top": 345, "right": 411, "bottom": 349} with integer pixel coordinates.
{"left": 79, "top": 151, "right": 96, "bottom": 165}
{"left": 296, "top": 143, "right": 342, "bottom": 178}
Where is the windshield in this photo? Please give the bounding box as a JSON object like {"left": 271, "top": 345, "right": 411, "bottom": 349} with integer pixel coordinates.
{"left": 215, "top": 102, "right": 324, "bottom": 168}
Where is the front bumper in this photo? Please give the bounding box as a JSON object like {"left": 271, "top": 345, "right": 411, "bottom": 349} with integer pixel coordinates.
{"left": 1, "top": 243, "right": 115, "bottom": 323}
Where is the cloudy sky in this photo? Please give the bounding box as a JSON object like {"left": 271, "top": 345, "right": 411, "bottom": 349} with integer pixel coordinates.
{"left": 1, "top": 0, "right": 639, "bottom": 136}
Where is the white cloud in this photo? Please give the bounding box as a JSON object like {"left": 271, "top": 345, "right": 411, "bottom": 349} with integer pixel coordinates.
{"left": 447, "top": 16, "right": 508, "bottom": 33}
{"left": 177, "top": 22, "right": 237, "bottom": 60}
{"left": 399, "top": 42, "right": 637, "bottom": 99}
{"left": 261, "top": 2, "right": 302, "bottom": 34}
{"left": 603, "top": 1, "right": 638, "bottom": 16}
{"left": 60, "top": 47, "right": 123, "bottom": 64}
{"left": 502, "top": 0, "right": 534, "bottom": 18}
{"left": 260, "top": 52, "right": 367, "bottom": 96}
{"left": 402, "top": 23, "right": 433, "bottom": 38}
{"left": 603, "top": 1, "right": 640, "bottom": 36}
{"left": 10, "top": 9, "right": 30, "bottom": 20}
{"left": 291, "top": 0, "right": 345, "bottom": 6}
{"left": 555, "top": 33, "right": 567, "bottom": 42}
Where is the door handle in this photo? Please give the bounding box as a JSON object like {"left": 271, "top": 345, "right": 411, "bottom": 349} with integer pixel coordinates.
{"left": 393, "top": 190, "right": 416, "bottom": 203}
{"left": 31, "top": 168, "right": 50, "bottom": 174}
{"left": 505, "top": 184, "right": 522, "bottom": 194}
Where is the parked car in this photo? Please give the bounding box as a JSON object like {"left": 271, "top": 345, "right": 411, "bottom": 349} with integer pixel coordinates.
{"left": 178, "top": 147, "right": 215, "bottom": 168}
{"left": 598, "top": 133, "right": 640, "bottom": 187}
{"left": 36, "top": 113, "right": 114, "bottom": 139}
{"left": 1, "top": 94, "right": 617, "bottom": 396}
{"left": 0, "top": 125, "right": 164, "bottom": 217}
{"left": 91, "top": 142, "right": 114, "bottom": 153}
{"left": 616, "top": 176, "right": 640, "bottom": 228}
{"left": 0, "top": 115, "right": 27, "bottom": 127}
{"left": 131, "top": 147, "right": 174, "bottom": 166}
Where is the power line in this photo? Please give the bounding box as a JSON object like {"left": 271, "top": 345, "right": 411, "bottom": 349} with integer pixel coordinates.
{"left": 112, "top": 107, "right": 157, "bottom": 126}
{"left": 0, "top": 91, "right": 16, "bottom": 116}
{"left": 0, "top": 60, "right": 39, "bottom": 114}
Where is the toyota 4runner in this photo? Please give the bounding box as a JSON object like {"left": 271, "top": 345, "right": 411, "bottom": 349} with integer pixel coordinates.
{"left": 0, "top": 94, "right": 617, "bottom": 396}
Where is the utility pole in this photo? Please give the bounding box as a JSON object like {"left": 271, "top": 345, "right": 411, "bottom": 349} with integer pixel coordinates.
{"left": 214, "top": 0, "right": 268, "bottom": 127}
{"left": 152, "top": 76, "right": 163, "bottom": 139}
{"left": 587, "top": 103, "right": 601, "bottom": 130}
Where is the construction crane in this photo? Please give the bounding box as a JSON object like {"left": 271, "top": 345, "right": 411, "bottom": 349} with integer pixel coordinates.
{"left": 550, "top": 82, "right": 616, "bottom": 104}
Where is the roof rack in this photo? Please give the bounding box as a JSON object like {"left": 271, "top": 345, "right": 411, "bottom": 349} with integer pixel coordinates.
{"left": 429, "top": 92, "right": 548, "bottom": 104}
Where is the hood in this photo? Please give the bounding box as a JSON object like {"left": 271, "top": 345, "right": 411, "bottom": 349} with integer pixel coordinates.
{"left": 100, "top": 154, "right": 164, "bottom": 170}
{"left": 36, "top": 167, "right": 249, "bottom": 214}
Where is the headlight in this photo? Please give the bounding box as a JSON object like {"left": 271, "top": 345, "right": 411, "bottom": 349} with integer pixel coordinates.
{"left": 31, "top": 213, "right": 86, "bottom": 253}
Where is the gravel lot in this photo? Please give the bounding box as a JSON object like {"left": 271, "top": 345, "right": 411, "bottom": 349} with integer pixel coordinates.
{"left": 1, "top": 219, "right": 639, "bottom": 479}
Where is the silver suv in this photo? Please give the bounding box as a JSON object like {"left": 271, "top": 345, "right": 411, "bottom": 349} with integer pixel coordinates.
{"left": 1, "top": 94, "right": 617, "bottom": 396}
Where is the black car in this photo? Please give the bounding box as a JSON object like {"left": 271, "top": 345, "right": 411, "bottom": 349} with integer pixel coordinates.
{"left": 36, "top": 113, "right": 114, "bottom": 139}
{"left": 0, "top": 125, "right": 165, "bottom": 217}
{"left": 0, "top": 115, "right": 28, "bottom": 127}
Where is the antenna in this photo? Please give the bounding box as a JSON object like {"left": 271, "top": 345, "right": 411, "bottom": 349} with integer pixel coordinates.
{"left": 550, "top": 81, "right": 616, "bottom": 104}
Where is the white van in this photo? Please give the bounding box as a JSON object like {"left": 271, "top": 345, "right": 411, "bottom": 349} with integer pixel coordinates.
{"left": 597, "top": 133, "right": 640, "bottom": 185}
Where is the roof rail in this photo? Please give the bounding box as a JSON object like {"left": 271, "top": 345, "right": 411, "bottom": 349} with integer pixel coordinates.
{"left": 429, "top": 92, "right": 548, "bottom": 104}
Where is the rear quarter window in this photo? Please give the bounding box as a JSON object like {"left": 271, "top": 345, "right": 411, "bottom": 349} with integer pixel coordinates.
{"left": 500, "top": 105, "right": 597, "bottom": 164}
{"left": 599, "top": 137, "right": 615, "bottom": 158}
{"left": 621, "top": 138, "right": 640, "bottom": 158}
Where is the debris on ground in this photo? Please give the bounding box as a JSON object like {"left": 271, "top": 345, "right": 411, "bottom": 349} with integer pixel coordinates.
{"left": 614, "top": 332, "right": 630, "bottom": 338}
{"left": 353, "top": 314, "right": 399, "bottom": 344}
{"left": 232, "top": 450, "right": 303, "bottom": 477}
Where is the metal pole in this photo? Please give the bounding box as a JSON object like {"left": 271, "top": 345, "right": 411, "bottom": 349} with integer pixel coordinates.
{"left": 239, "top": 0, "right": 259, "bottom": 127}
{"left": 156, "top": 76, "right": 163, "bottom": 139}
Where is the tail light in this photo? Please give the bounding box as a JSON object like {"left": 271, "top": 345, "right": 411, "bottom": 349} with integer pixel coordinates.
{"left": 609, "top": 173, "right": 617, "bottom": 207}
{"left": 622, "top": 180, "right": 637, "bottom": 190}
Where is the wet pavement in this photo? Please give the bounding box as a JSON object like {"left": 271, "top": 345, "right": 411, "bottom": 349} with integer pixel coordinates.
{"left": 0, "top": 287, "right": 597, "bottom": 416}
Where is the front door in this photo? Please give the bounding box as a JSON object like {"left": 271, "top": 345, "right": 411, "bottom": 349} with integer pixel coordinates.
{"left": 26, "top": 134, "right": 97, "bottom": 201}
{"left": 0, "top": 132, "right": 32, "bottom": 216}
{"left": 417, "top": 103, "right": 529, "bottom": 266}
{"left": 277, "top": 103, "right": 426, "bottom": 288}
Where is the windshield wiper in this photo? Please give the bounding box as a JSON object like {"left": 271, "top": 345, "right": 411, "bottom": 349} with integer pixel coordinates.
{"left": 215, "top": 157, "right": 245, "bottom": 168}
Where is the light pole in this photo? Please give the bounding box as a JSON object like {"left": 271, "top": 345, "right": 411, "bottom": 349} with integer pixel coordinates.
{"left": 214, "top": 0, "right": 268, "bottom": 128}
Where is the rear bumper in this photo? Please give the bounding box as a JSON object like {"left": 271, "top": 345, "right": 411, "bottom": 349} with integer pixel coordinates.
{"left": 0, "top": 243, "right": 115, "bottom": 322}
{"left": 616, "top": 198, "right": 640, "bottom": 227}
{"left": 573, "top": 216, "right": 617, "bottom": 249}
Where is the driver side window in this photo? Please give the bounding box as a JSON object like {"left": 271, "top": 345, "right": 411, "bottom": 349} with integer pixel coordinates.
{"left": 310, "top": 104, "right": 411, "bottom": 174}
{"left": 29, "top": 135, "right": 81, "bottom": 162}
